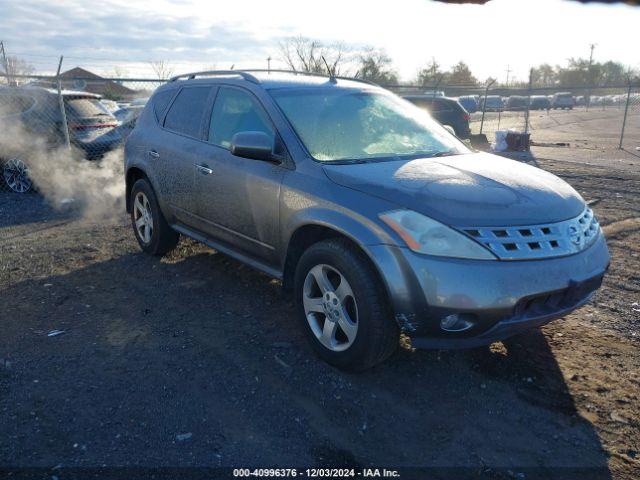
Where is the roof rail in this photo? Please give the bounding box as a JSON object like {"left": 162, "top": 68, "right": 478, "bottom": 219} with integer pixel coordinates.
{"left": 169, "top": 69, "right": 378, "bottom": 87}
{"left": 169, "top": 70, "right": 259, "bottom": 83}
{"left": 239, "top": 69, "right": 378, "bottom": 87}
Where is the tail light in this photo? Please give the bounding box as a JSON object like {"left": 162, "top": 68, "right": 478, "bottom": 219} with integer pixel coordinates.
{"left": 462, "top": 113, "right": 470, "bottom": 121}
{"left": 69, "top": 123, "right": 117, "bottom": 130}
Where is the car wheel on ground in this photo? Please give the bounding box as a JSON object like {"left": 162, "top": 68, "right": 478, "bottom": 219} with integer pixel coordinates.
{"left": 2, "top": 158, "right": 33, "bottom": 194}
{"left": 130, "top": 178, "right": 179, "bottom": 255}
{"left": 294, "top": 238, "right": 399, "bottom": 371}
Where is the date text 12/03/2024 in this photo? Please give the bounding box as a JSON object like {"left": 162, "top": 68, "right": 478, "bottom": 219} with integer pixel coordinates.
{"left": 232, "top": 468, "right": 401, "bottom": 477}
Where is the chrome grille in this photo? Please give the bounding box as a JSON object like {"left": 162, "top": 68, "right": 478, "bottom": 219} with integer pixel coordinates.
{"left": 459, "top": 208, "right": 601, "bottom": 260}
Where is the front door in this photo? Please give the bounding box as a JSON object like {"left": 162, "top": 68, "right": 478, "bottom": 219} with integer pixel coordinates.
{"left": 195, "top": 86, "right": 285, "bottom": 265}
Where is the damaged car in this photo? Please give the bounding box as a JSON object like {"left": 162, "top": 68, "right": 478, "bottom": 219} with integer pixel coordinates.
{"left": 124, "top": 70, "right": 610, "bottom": 371}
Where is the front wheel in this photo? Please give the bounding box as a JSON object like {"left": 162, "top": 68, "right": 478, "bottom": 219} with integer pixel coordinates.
{"left": 2, "top": 158, "right": 33, "bottom": 193}
{"left": 130, "top": 178, "right": 179, "bottom": 256}
{"left": 294, "top": 239, "right": 399, "bottom": 371}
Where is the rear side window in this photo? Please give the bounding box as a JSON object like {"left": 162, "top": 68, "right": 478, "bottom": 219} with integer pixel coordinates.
{"left": 208, "top": 87, "right": 274, "bottom": 149}
{"left": 0, "top": 94, "right": 35, "bottom": 116}
{"left": 164, "top": 86, "right": 211, "bottom": 138}
{"left": 152, "top": 89, "right": 175, "bottom": 121}
{"left": 431, "top": 99, "right": 453, "bottom": 113}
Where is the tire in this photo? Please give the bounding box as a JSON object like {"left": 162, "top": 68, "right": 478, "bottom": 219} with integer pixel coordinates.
{"left": 130, "top": 178, "right": 179, "bottom": 256}
{"left": 2, "top": 158, "right": 33, "bottom": 194}
{"left": 294, "top": 238, "right": 399, "bottom": 371}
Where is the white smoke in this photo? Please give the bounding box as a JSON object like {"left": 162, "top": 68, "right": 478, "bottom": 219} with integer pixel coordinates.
{"left": 0, "top": 109, "right": 125, "bottom": 222}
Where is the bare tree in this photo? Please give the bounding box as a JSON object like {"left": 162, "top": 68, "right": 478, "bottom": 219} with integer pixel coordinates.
{"left": 1, "top": 56, "right": 35, "bottom": 82}
{"left": 149, "top": 60, "right": 174, "bottom": 80}
{"left": 278, "top": 36, "right": 351, "bottom": 76}
{"left": 111, "top": 65, "right": 129, "bottom": 79}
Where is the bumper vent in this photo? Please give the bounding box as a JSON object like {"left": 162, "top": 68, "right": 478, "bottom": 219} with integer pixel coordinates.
{"left": 459, "top": 208, "right": 601, "bottom": 260}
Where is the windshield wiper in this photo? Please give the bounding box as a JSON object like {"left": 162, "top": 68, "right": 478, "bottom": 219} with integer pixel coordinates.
{"left": 430, "top": 150, "right": 459, "bottom": 158}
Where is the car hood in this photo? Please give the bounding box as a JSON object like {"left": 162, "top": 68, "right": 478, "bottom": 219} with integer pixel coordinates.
{"left": 322, "top": 152, "right": 585, "bottom": 227}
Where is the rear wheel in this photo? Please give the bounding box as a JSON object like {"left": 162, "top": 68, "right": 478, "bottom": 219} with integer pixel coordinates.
{"left": 2, "top": 158, "right": 33, "bottom": 193}
{"left": 130, "top": 178, "right": 179, "bottom": 255}
{"left": 294, "top": 239, "right": 399, "bottom": 371}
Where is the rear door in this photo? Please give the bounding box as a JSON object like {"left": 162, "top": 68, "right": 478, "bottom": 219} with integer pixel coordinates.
{"left": 152, "top": 85, "right": 215, "bottom": 224}
{"left": 194, "top": 85, "right": 285, "bottom": 265}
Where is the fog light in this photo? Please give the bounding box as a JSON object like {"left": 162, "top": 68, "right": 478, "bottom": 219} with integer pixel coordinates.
{"left": 440, "top": 313, "right": 475, "bottom": 332}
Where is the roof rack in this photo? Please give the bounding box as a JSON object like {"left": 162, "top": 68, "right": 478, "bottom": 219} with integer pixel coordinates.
{"left": 169, "top": 69, "right": 378, "bottom": 87}
{"left": 169, "top": 70, "right": 260, "bottom": 83}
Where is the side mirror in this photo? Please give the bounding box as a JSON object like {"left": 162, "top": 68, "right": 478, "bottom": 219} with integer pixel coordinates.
{"left": 230, "top": 131, "right": 274, "bottom": 161}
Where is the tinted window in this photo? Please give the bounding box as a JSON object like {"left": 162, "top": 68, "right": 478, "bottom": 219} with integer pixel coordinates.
{"left": 431, "top": 99, "right": 453, "bottom": 113}
{"left": 164, "top": 86, "right": 211, "bottom": 138}
{"left": 152, "top": 89, "right": 176, "bottom": 121}
{"left": 208, "top": 87, "right": 274, "bottom": 148}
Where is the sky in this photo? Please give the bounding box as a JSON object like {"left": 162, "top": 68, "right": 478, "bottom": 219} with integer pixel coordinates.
{"left": 1, "top": 0, "right": 638, "bottom": 82}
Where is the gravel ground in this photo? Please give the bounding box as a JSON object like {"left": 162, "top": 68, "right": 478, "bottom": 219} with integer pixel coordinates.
{"left": 0, "top": 156, "right": 639, "bottom": 479}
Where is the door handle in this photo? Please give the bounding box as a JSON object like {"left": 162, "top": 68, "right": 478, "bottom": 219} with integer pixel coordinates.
{"left": 148, "top": 150, "right": 160, "bottom": 158}
{"left": 195, "top": 164, "right": 213, "bottom": 175}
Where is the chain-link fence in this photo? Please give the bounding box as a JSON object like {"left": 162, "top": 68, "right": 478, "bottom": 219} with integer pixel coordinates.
{"left": 0, "top": 72, "right": 161, "bottom": 193}
{"left": 1, "top": 69, "right": 639, "bottom": 194}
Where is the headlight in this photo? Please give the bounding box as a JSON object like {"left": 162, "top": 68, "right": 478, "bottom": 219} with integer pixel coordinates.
{"left": 379, "top": 210, "right": 496, "bottom": 260}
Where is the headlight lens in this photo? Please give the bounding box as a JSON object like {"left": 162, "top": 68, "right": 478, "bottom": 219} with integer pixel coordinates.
{"left": 379, "top": 210, "right": 496, "bottom": 260}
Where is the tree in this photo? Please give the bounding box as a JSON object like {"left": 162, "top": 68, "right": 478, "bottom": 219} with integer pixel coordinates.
{"left": 416, "top": 57, "right": 443, "bottom": 87}
{"left": 357, "top": 48, "right": 398, "bottom": 85}
{"left": 1, "top": 56, "right": 35, "bottom": 83}
{"left": 447, "top": 61, "right": 477, "bottom": 85}
{"left": 149, "top": 60, "right": 174, "bottom": 81}
{"left": 112, "top": 66, "right": 129, "bottom": 79}
{"left": 530, "top": 63, "right": 556, "bottom": 87}
{"left": 278, "top": 36, "right": 351, "bottom": 75}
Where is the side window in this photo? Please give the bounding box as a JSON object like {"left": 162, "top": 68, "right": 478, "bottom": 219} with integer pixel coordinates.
{"left": 432, "top": 99, "right": 451, "bottom": 113}
{"left": 152, "top": 89, "right": 176, "bottom": 121}
{"left": 163, "top": 86, "right": 211, "bottom": 138}
{"left": 208, "top": 87, "right": 274, "bottom": 149}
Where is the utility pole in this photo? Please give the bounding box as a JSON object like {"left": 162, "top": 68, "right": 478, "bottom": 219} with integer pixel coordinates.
{"left": 505, "top": 64, "right": 511, "bottom": 87}
{"left": 56, "top": 56, "right": 71, "bottom": 149}
{"left": 267, "top": 56, "right": 271, "bottom": 73}
{"left": 0, "top": 41, "right": 11, "bottom": 85}
{"left": 586, "top": 43, "right": 596, "bottom": 110}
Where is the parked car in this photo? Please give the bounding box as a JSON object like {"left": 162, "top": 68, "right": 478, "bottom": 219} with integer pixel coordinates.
{"left": 100, "top": 99, "right": 120, "bottom": 113}
{"left": 457, "top": 95, "right": 478, "bottom": 113}
{"left": 530, "top": 95, "right": 551, "bottom": 110}
{"left": 130, "top": 97, "right": 149, "bottom": 106}
{"left": 551, "top": 92, "right": 575, "bottom": 110}
{"left": 575, "top": 95, "right": 586, "bottom": 107}
{"left": 0, "top": 86, "right": 121, "bottom": 193}
{"left": 124, "top": 70, "right": 609, "bottom": 371}
{"left": 479, "top": 95, "right": 504, "bottom": 112}
{"left": 402, "top": 95, "right": 471, "bottom": 138}
{"left": 505, "top": 95, "right": 528, "bottom": 111}
{"left": 114, "top": 105, "right": 144, "bottom": 124}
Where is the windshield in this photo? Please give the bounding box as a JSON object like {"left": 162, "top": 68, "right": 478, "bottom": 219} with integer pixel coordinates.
{"left": 271, "top": 88, "right": 468, "bottom": 162}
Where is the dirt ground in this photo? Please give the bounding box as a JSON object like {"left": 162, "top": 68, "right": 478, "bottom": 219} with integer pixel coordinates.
{"left": 0, "top": 156, "right": 639, "bottom": 479}
{"left": 472, "top": 107, "right": 640, "bottom": 160}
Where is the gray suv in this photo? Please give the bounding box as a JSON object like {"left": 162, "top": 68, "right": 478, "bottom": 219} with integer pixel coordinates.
{"left": 124, "top": 70, "right": 609, "bottom": 371}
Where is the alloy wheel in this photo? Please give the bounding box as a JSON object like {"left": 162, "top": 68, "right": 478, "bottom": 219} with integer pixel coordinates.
{"left": 3, "top": 158, "right": 32, "bottom": 193}
{"left": 133, "top": 191, "right": 154, "bottom": 244}
{"left": 303, "top": 264, "right": 358, "bottom": 352}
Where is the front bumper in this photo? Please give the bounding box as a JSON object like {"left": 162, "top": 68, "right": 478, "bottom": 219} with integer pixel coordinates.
{"left": 368, "top": 234, "right": 610, "bottom": 348}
